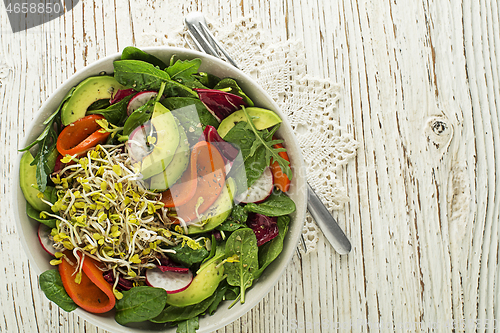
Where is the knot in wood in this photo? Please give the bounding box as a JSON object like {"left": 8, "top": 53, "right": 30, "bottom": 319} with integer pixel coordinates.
{"left": 432, "top": 120, "right": 447, "bottom": 135}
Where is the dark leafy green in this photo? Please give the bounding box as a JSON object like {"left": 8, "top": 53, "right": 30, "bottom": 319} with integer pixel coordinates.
{"left": 151, "top": 292, "right": 216, "bottom": 323}
{"left": 244, "top": 191, "right": 296, "bottom": 216}
{"left": 206, "top": 282, "right": 229, "bottom": 315}
{"left": 114, "top": 60, "right": 171, "bottom": 91}
{"left": 194, "top": 72, "right": 221, "bottom": 88}
{"left": 223, "top": 122, "right": 268, "bottom": 187}
{"left": 122, "top": 99, "right": 155, "bottom": 136}
{"left": 20, "top": 87, "right": 74, "bottom": 192}
{"left": 216, "top": 205, "right": 247, "bottom": 231}
{"left": 163, "top": 97, "right": 219, "bottom": 145}
{"left": 39, "top": 270, "right": 77, "bottom": 312}
{"left": 214, "top": 78, "right": 254, "bottom": 106}
{"left": 254, "top": 216, "right": 290, "bottom": 278}
{"left": 87, "top": 94, "right": 134, "bottom": 125}
{"left": 26, "top": 201, "right": 57, "bottom": 228}
{"left": 175, "top": 317, "right": 199, "bottom": 333}
{"left": 166, "top": 58, "right": 204, "bottom": 88}
{"left": 224, "top": 228, "right": 259, "bottom": 303}
{"left": 121, "top": 46, "right": 167, "bottom": 69}
{"left": 87, "top": 98, "right": 111, "bottom": 111}
{"left": 162, "top": 80, "right": 198, "bottom": 98}
{"left": 166, "top": 241, "right": 209, "bottom": 267}
{"left": 114, "top": 286, "right": 168, "bottom": 325}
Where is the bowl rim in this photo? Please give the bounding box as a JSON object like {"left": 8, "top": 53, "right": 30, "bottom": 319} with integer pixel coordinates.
{"left": 14, "top": 46, "right": 308, "bottom": 333}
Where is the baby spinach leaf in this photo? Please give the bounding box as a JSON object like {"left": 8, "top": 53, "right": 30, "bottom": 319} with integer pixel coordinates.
{"left": 39, "top": 269, "right": 77, "bottom": 312}
{"left": 206, "top": 282, "right": 229, "bottom": 315}
{"left": 244, "top": 191, "right": 296, "bottom": 216}
{"left": 87, "top": 94, "right": 134, "bottom": 126}
{"left": 115, "top": 286, "right": 168, "bottom": 325}
{"left": 121, "top": 46, "right": 167, "bottom": 69}
{"left": 87, "top": 98, "right": 111, "bottom": 111}
{"left": 223, "top": 122, "right": 268, "bottom": 187}
{"left": 217, "top": 205, "right": 247, "bottom": 231}
{"left": 122, "top": 99, "right": 155, "bottom": 136}
{"left": 163, "top": 97, "right": 219, "bottom": 145}
{"left": 254, "top": 215, "right": 290, "bottom": 278}
{"left": 150, "top": 292, "right": 216, "bottom": 323}
{"left": 214, "top": 78, "right": 254, "bottom": 106}
{"left": 166, "top": 241, "right": 209, "bottom": 267}
{"left": 175, "top": 316, "right": 199, "bottom": 333}
{"left": 20, "top": 87, "right": 74, "bottom": 192}
{"left": 114, "top": 60, "right": 171, "bottom": 91}
{"left": 224, "top": 228, "right": 259, "bottom": 303}
{"left": 26, "top": 202, "right": 56, "bottom": 228}
{"left": 194, "top": 72, "right": 221, "bottom": 88}
{"left": 166, "top": 58, "right": 202, "bottom": 87}
{"left": 163, "top": 80, "right": 198, "bottom": 98}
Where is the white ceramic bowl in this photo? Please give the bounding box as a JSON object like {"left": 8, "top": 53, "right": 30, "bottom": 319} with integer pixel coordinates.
{"left": 14, "top": 47, "right": 307, "bottom": 333}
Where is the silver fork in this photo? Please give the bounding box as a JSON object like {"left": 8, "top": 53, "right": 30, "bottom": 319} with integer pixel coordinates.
{"left": 184, "top": 12, "right": 351, "bottom": 256}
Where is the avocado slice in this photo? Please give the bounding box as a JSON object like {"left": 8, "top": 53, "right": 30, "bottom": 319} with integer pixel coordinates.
{"left": 187, "top": 178, "right": 236, "bottom": 234}
{"left": 217, "top": 107, "right": 282, "bottom": 138}
{"left": 61, "top": 76, "right": 126, "bottom": 125}
{"left": 165, "top": 260, "right": 224, "bottom": 307}
{"left": 19, "top": 151, "right": 55, "bottom": 212}
{"left": 138, "top": 103, "right": 180, "bottom": 179}
{"left": 147, "top": 119, "right": 190, "bottom": 191}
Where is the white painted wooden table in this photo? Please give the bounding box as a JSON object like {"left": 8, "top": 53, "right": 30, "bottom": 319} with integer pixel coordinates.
{"left": 2, "top": 0, "right": 500, "bottom": 332}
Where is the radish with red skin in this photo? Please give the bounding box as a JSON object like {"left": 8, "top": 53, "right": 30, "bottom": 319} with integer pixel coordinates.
{"left": 145, "top": 268, "right": 193, "bottom": 294}
{"left": 126, "top": 123, "right": 156, "bottom": 161}
{"left": 110, "top": 88, "right": 136, "bottom": 104}
{"left": 127, "top": 91, "right": 158, "bottom": 115}
{"left": 38, "top": 224, "right": 56, "bottom": 256}
{"left": 236, "top": 167, "right": 274, "bottom": 203}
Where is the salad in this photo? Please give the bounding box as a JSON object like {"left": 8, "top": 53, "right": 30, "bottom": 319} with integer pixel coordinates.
{"left": 19, "top": 46, "right": 296, "bottom": 332}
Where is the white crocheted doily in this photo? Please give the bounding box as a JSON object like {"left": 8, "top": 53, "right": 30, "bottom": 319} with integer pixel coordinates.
{"left": 138, "top": 17, "right": 358, "bottom": 254}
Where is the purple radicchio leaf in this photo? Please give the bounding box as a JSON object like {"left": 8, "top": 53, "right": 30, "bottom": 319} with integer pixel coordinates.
{"left": 110, "top": 88, "right": 136, "bottom": 104}
{"left": 103, "top": 271, "right": 134, "bottom": 291}
{"left": 194, "top": 88, "right": 248, "bottom": 122}
{"left": 157, "top": 257, "right": 190, "bottom": 273}
{"left": 246, "top": 213, "right": 279, "bottom": 246}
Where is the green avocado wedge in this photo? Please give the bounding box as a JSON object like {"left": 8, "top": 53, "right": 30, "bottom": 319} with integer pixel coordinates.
{"left": 187, "top": 178, "right": 236, "bottom": 235}
{"left": 20, "top": 151, "right": 54, "bottom": 212}
{"left": 148, "top": 119, "right": 190, "bottom": 191}
{"left": 138, "top": 103, "right": 180, "bottom": 179}
{"left": 165, "top": 260, "right": 224, "bottom": 307}
{"left": 217, "top": 107, "right": 282, "bottom": 138}
{"left": 61, "top": 76, "right": 126, "bottom": 125}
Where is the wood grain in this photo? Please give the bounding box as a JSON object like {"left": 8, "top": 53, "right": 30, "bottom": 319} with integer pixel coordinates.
{"left": 1, "top": 0, "right": 499, "bottom": 332}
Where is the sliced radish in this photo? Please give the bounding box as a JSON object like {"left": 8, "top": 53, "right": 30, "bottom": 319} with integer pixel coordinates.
{"left": 145, "top": 267, "right": 193, "bottom": 294}
{"left": 127, "top": 91, "right": 158, "bottom": 115}
{"left": 38, "top": 224, "right": 56, "bottom": 256}
{"left": 126, "top": 123, "right": 156, "bottom": 162}
{"left": 237, "top": 167, "right": 274, "bottom": 203}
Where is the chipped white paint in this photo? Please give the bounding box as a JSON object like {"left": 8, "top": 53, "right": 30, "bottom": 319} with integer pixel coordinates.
{"left": 1, "top": 0, "right": 500, "bottom": 332}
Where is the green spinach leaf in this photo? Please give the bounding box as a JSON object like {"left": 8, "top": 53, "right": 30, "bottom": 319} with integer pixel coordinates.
{"left": 121, "top": 46, "right": 167, "bottom": 69}
{"left": 122, "top": 99, "right": 155, "bottom": 136}
{"left": 114, "top": 286, "right": 168, "bottom": 325}
{"left": 87, "top": 94, "right": 134, "bottom": 126}
{"left": 175, "top": 317, "right": 199, "bottom": 333}
{"left": 254, "top": 216, "right": 290, "bottom": 278}
{"left": 26, "top": 202, "right": 57, "bottom": 228}
{"left": 166, "top": 241, "right": 209, "bottom": 267}
{"left": 214, "top": 78, "right": 254, "bottom": 106}
{"left": 206, "top": 282, "right": 229, "bottom": 315}
{"left": 224, "top": 228, "right": 259, "bottom": 303}
{"left": 194, "top": 72, "right": 221, "bottom": 88}
{"left": 20, "top": 87, "right": 74, "bottom": 192}
{"left": 150, "top": 292, "right": 216, "bottom": 323}
{"left": 114, "top": 60, "right": 171, "bottom": 91}
{"left": 39, "top": 269, "right": 77, "bottom": 312}
{"left": 216, "top": 205, "right": 247, "bottom": 231}
{"left": 244, "top": 191, "right": 296, "bottom": 216}
{"left": 223, "top": 122, "right": 268, "bottom": 187}
{"left": 166, "top": 58, "right": 202, "bottom": 87}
